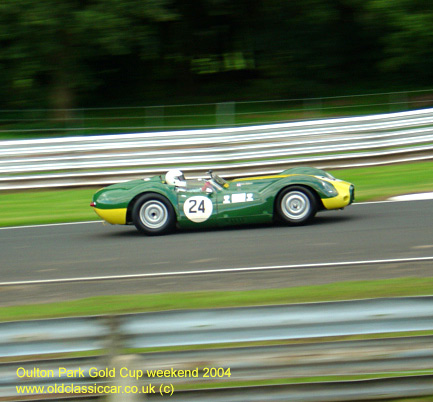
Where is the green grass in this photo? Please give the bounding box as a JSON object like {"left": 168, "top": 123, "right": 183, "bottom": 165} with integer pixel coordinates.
{"left": 0, "top": 277, "right": 432, "bottom": 321}
{"left": 1, "top": 90, "right": 432, "bottom": 140}
{"left": 329, "top": 161, "right": 433, "bottom": 201}
{"left": 1, "top": 161, "right": 432, "bottom": 227}
{"left": 0, "top": 188, "right": 96, "bottom": 227}
{"left": 175, "top": 370, "right": 433, "bottom": 390}
{"left": 386, "top": 399, "right": 433, "bottom": 402}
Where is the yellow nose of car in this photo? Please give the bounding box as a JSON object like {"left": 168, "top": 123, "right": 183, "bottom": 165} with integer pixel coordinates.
{"left": 321, "top": 180, "right": 354, "bottom": 209}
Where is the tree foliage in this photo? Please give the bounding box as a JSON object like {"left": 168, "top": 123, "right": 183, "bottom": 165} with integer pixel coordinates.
{"left": 0, "top": 0, "right": 170, "bottom": 109}
{"left": 368, "top": 0, "right": 433, "bottom": 81}
{"left": 0, "top": 0, "right": 431, "bottom": 109}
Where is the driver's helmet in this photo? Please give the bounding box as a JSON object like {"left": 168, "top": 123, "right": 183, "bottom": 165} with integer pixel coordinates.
{"left": 165, "top": 169, "right": 186, "bottom": 187}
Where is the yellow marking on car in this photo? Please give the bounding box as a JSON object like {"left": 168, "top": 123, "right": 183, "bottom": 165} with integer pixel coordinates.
{"left": 233, "top": 174, "right": 295, "bottom": 181}
{"left": 321, "top": 180, "right": 352, "bottom": 210}
{"left": 92, "top": 207, "right": 127, "bottom": 225}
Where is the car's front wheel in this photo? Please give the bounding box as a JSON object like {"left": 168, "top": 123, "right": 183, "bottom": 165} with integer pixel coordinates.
{"left": 132, "top": 194, "right": 175, "bottom": 235}
{"left": 276, "top": 186, "right": 317, "bottom": 225}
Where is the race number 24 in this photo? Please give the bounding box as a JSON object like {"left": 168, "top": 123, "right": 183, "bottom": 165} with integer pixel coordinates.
{"left": 188, "top": 199, "right": 205, "bottom": 213}
{"left": 183, "top": 196, "right": 213, "bottom": 223}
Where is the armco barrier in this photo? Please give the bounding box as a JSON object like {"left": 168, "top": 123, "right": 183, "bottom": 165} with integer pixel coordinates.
{"left": 1, "top": 297, "right": 433, "bottom": 401}
{"left": 1, "top": 108, "right": 433, "bottom": 190}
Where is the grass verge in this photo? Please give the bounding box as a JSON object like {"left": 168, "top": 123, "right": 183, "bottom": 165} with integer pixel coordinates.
{"left": 0, "top": 187, "right": 96, "bottom": 227}
{"left": 1, "top": 95, "right": 428, "bottom": 140}
{"left": 0, "top": 277, "right": 432, "bottom": 321}
{"left": 175, "top": 370, "right": 433, "bottom": 390}
{"left": 330, "top": 161, "right": 433, "bottom": 201}
{"left": 1, "top": 161, "right": 432, "bottom": 227}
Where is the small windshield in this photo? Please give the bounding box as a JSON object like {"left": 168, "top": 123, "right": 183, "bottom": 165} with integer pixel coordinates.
{"left": 212, "top": 173, "right": 228, "bottom": 188}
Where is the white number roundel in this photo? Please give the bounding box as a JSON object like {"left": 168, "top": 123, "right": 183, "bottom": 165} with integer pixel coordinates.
{"left": 184, "top": 196, "right": 213, "bottom": 223}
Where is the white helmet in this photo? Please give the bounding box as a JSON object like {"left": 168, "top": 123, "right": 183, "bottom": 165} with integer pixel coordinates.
{"left": 165, "top": 169, "right": 186, "bottom": 187}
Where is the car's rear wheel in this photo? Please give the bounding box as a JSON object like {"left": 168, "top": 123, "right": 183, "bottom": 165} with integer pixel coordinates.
{"left": 276, "top": 186, "right": 317, "bottom": 225}
{"left": 132, "top": 194, "right": 175, "bottom": 235}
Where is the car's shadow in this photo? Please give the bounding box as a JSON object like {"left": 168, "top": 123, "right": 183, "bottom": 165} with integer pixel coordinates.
{"left": 310, "top": 214, "right": 358, "bottom": 226}
{"left": 95, "top": 213, "right": 357, "bottom": 239}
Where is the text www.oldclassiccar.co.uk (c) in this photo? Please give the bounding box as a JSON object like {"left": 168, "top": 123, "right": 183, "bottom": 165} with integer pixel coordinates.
{"left": 16, "top": 366, "right": 232, "bottom": 396}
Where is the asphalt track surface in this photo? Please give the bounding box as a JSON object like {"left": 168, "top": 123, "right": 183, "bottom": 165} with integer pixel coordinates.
{"left": 0, "top": 200, "right": 432, "bottom": 305}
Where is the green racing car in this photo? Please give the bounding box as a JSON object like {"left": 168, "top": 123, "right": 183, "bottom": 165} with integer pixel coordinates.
{"left": 90, "top": 167, "right": 355, "bottom": 235}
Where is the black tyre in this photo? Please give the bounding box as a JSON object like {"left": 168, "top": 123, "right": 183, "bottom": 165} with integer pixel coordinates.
{"left": 132, "top": 194, "right": 176, "bottom": 235}
{"left": 276, "top": 186, "right": 318, "bottom": 225}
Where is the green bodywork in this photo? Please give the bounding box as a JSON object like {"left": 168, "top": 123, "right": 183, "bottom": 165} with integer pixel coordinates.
{"left": 92, "top": 167, "right": 354, "bottom": 228}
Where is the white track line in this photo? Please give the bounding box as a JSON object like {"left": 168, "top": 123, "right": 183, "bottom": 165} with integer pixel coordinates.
{"left": 1, "top": 256, "right": 432, "bottom": 287}
{"left": 0, "top": 198, "right": 432, "bottom": 231}
{"left": 0, "top": 221, "right": 101, "bottom": 230}
{"left": 388, "top": 192, "right": 433, "bottom": 201}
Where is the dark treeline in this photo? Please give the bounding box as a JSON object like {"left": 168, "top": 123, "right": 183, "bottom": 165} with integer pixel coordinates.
{"left": 0, "top": 0, "right": 432, "bottom": 109}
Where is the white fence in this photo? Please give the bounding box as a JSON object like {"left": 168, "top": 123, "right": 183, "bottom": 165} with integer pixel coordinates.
{"left": 1, "top": 108, "right": 433, "bottom": 190}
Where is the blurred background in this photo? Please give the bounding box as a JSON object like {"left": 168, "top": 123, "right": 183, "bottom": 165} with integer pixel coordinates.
{"left": 1, "top": 2, "right": 433, "bottom": 401}
{"left": 1, "top": 0, "right": 432, "bottom": 113}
